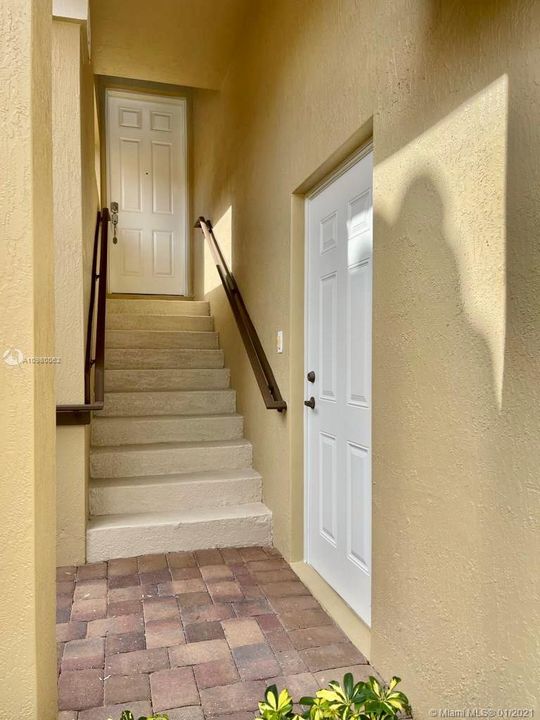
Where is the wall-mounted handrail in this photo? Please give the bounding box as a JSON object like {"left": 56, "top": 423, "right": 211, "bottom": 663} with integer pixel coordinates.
{"left": 195, "top": 217, "right": 287, "bottom": 412}
{"left": 56, "top": 208, "right": 110, "bottom": 425}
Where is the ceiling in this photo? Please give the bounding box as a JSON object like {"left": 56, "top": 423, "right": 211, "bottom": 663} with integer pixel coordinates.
{"left": 90, "top": 0, "right": 253, "bottom": 90}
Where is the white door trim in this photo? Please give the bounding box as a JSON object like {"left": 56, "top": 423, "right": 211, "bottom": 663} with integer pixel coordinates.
{"left": 303, "top": 141, "right": 373, "bottom": 623}
{"left": 307, "top": 141, "right": 373, "bottom": 200}
{"left": 105, "top": 89, "right": 190, "bottom": 295}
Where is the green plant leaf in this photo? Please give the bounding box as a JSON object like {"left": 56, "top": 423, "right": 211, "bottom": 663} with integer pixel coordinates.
{"left": 257, "top": 672, "right": 411, "bottom": 720}
{"left": 258, "top": 684, "right": 296, "bottom": 719}
{"left": 344, "top": 672, "right": 354, "bottom": 698}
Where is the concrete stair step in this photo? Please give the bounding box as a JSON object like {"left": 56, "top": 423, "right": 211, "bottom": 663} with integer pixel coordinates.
{"left": 91, "top": 298, "right": 274, "bottom": 560}
{"left": 105, "top": 368, "right": 231, "bottom": 392}
{"left": 89, "top": 468, "right": 262, "bottom": 515}
{"left": 97, "top": 389, "right": 236, "bottom": 417}
{"left": 105, "top": 348, "right": 225, "bottom": 370}
{"left": 92, "top": 413, "right": 244, "bottom": 446}
{"left": 107, "top": 329, "right": 219, "bottom": 350}
{"left": 90, "top": 439, "right": 253, "bottom": 478}
{"left": 86, "top": 502, "right": 272, "bottom": 561}
{"left": 108, "top": 298, "right": 210, "bottom": 316}
{"left": 107, "top": 314, "right": 214, "bottom": 332}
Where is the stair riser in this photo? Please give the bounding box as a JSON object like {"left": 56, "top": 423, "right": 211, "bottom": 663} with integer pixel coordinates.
{"left": 108, "top": 299, "right": 210, "bottom": 316}
{"left": 105, "top": 369, "right": 230, "bottom": 393}
{"left": 90, "top": 476, "right": 262, "bottom": 515}
{"left": 105, "top": 349, "right": 224, "bottom": 370}
{"left": 90, "top": 444, "right": 253, "bottom": 478}
{"left": 87, "top": 513, "right": 272, "bottom": 561}
{"left": 107, "top": 330, "right": 219, "bottom": 349}
{"left": 107, "top": 315, "right": 214, "bottom": 332}
{"left": 92, "top": 415, "right": 243, "bottom": 446}
{"left": 97, "top": 391, "right": 236, "bottom": 417}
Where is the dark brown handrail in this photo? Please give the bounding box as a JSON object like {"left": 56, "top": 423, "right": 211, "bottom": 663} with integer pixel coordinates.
{"left": 56, "top": 207, "right": 110, "bottom": 425}
{"left": 195, "top": 217, "right": 287, "bottom": 412}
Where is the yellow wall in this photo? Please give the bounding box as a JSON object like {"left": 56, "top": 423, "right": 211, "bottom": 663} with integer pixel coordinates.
{"left": 53, "top": 18, "right": 98, "bottom": 566}
{"left": 0, "top": 0, "right": 57, "bottom": 716}
{"left": 81, "top": 24, "right": 100, "bottom": 319}
{"left": 53, "top": 20, "right": 86, "bottom": 406}
{"left": 90, "top": 0, "right": 252, "bottom": 90}
{"left": 191, "top": 0, "right": 540, "bottom": 713}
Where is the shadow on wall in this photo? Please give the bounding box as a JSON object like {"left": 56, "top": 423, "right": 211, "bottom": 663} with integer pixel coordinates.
{"left": 372, "top": 172, "right": 538, "bottom": 708}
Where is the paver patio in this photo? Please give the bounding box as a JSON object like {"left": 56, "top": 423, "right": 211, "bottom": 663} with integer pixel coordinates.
{"left": 57, "top": 547, "right": 379, "bottom": 719}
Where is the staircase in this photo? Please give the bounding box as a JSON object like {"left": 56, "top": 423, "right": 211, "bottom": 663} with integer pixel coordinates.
{"left": 86, "top": 297, "right": 272, "bottom": 561}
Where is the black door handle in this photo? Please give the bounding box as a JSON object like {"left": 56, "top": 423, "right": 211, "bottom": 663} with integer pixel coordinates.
{"left": 304, "top": 396, "right": 316, "bottom": 409}
{"left": 306, "top": 370, "right": 316, "bottom": 383}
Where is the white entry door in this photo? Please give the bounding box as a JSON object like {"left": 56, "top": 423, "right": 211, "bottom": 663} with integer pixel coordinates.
{"left": 305, "top": 148, "right": 373, "bottom": 625}
{"left": 107, "top": 91, "right": 188, "bottom": 295}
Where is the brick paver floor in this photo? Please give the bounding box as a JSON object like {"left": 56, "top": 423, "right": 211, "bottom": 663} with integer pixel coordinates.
{"left": 57, "top": 547, "right": 379, "bottom": 719}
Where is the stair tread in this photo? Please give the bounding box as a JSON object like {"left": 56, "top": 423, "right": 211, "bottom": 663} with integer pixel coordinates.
{"left": 106, "top": 347, "right": 223, "bottom": 352}
{"left": 93, "top": 412, "right": 242, "bottom": 422}
{"left": 106, "top": 347, "right": 223, "bottom": 350}
{"left": 106, "top": 368, "right": 228, "bottom": 374}
{"left": 90, "top": 438, "right": 252, "bottom": 454}
{"left": 88, "top": 502, "right": 271, "bottom": 529}
{"left": 106, "top": 329, "right": 219, "bottom": 350}
{"left": 103, "top": 389, "right": 235, "bottom": 400}
{"left": 108, "top": 329, "right": 216, "bottom": 335}
{"left": 108, "top": 313, "right": 212, "bottom": 321}
{"left": 104, "top": 348, "right": 225, "bottom": 370}
{"left": 90, "top": 467, "right": 262, "bottom": 488}
{"left": 108, "top": 300, "right": 210, "bottom": 316}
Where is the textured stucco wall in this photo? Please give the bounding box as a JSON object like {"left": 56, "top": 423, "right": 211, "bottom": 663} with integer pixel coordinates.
{"left": 90, "top": 0, "right": 252, "bottom": 90}
{"left": 81, "top": 26, "right": 99, "bottom": 320}
{"left": 192, "top": 0, "right": 540, "bottom": 713}
{"left": 0, "top": 0, "right": 57, "bottom": 716}
{"left": 53, "top": 19, "right": 97, "bottom": 566}
{"left": 53, "top": 20, "right": 85, "bottom": 406}
{"left": 192, "top": 0, "right": 377, "bottom": 554}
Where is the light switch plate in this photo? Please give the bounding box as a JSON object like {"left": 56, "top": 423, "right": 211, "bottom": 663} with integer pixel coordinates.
{"left": 276, "top": 330, "right": 284, "bottom": 354}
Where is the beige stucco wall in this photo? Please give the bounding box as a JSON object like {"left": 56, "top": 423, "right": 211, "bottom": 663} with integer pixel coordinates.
{"left": 53, "top": 20, "right": 86, "bottom": 406}
{"left": 53, "top": 18, "right": 98, "bottom": 566}
{"left": 191, "top": 0, "right": 540, "bottom": 714}
{"left": 81, "top": 25, "right": 100, "bottom": 319}
{"left": 90, "top": 0, "right": 252, "bottom": 90}
{"left": 0, "top": 0, "right": 57, "bottom": 716}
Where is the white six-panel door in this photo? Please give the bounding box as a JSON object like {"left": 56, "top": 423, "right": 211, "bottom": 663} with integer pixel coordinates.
{"left": 306, "top": 148, "right": 373, "bottom": 625}
{"left": 107, "top": 91, "right": 188, "bottom": 295}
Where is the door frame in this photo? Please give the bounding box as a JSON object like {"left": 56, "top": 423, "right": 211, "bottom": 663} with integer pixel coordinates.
{"left": 285, "top": 127, "right": 374, "bottom": 658}
{"left": 105, "top": 89, "right": 190, "bottom": 296}
{"left": 303, "top": 140, "right": 374, "bottom": 569}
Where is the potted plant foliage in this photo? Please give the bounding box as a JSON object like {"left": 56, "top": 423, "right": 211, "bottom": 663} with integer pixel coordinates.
{"left": 255, "top": 674, "right": 411, "bottom": 719}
